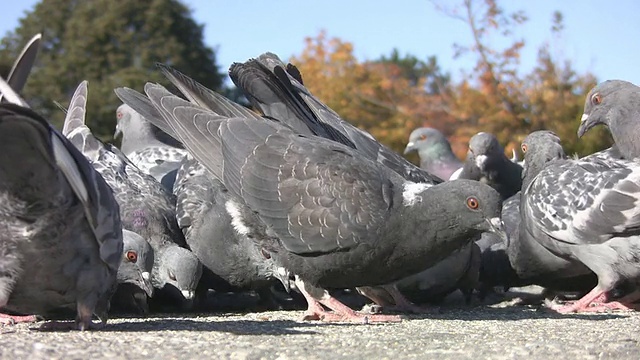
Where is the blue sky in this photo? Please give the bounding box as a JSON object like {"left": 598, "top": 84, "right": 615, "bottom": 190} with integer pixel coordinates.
{"left": 3, "top": 0, "right": 640, "bottom": 85}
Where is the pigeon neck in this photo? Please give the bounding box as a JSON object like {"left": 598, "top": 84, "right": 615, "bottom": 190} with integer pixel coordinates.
{"left": 419, "top": 144, "right": 458, "bottom": 167}
{"left": 610, "top": 106, "right": 640, "bottom": 160}
{"left": 121, "top": 121, "right": 165, "bottom": 155}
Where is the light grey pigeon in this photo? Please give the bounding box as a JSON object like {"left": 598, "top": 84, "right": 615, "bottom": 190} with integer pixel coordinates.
{"left": 0, "top": 33, "right": 41, "bottom": 104}
{"left": 404, "top": 127, "right": 463, "bottom": 181}
{"left": 154, "top": 60, "right": 476, "bottom": 312}
{"left": 119, "top": 81, "right": 506, "bottom": 323}
{"left": 61, "top": 82, "right": 201, "bottom": 308}
{"left": 457, "top": 132, "right": 523, "bottom": 200}
{"left": 0, "top": 80, "right": 122, "bottom": 330}
{"left": 115, "top": 104, "right": 188, "bottom": 191}
{"left": 172, "top": 155, "right": 291, "bottom": 307}
{"left": 578, "top": 80, "right": 640, "bottom": 160}
{"left": 519, "top": 130, "right": 640, "bottom": 313}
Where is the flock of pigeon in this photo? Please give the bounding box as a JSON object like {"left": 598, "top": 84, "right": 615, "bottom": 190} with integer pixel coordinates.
{"left": 1, "top": 33, "right": 640, "bottom": 330}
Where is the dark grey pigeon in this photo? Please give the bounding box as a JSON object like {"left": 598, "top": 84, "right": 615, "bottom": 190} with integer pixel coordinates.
{"left": 578, "top": 80, "right": 640, "bottom": 160}
{"left": 154, "top": 60, "right": 481, "bottom": 312}
{"left": 110, "top": 229, "right": 154, "bottom": 314}
{"left": 160, "top": 56, "right": 441, "bottom": 185}
{"left": 123, "top": 82, "right": 506, "bottom": 323}
{"left": 115, "top": 104, "right": 188, "bottom": 191}
{"left": 457, "top": 132, "right": 523, "bottom": 200}
{"left": 0, "top": 33, "right": 41, "bottom": 104}
{"left": 61, "top": 82, "right": 201, "bottom": 308}
{"left": 404, "top": 127, "right": 463, "bottom": 181}
{"left": 0, "top": 80, "right": 122, "bottom": 330}
{"left": 172, "top": 154, "right": 292, "bottom": 307}
{"left": 519, "top": 130, "right": 640, "bottom": 312}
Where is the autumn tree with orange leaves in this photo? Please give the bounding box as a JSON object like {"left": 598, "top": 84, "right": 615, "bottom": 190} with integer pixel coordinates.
{"left": 290, "top": 31, "right": 454, "bottom": 155}
{"left": 290, "top": 0, "right": 608, "bottom": 161}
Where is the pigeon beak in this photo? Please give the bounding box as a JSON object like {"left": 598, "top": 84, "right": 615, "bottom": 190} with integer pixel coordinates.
{"left": 139, "top": 271, "right": 154, "bottom": 297}
{"left": 510, "top": 149, "right": 519, "bottom": 163}
{"left": 577, "top": 113, "right": 593, "bottom": 138}
{"left": 275, "top": 266, "right": 291, "bottom": 293}
{"left": 181, "top": 290, "right": 195, "bottom": 300}
{"left": 403, "top": 142, "right": 416, "bottom": 155}
{"left": 114, "top": 124, "right": 122, "bottom": 139}
{"left": 486, "top": 217, "right": 508, "bottom": 242}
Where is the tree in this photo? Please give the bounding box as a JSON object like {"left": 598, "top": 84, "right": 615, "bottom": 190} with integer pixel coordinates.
{"left": 430, "top": 0, "right": 605, "bottom": 157}
{"left": 290, "top": 31, "right": 454, "bottom": 155}
{"left": 0, "top": 0, "right": 224, "bottom": 140}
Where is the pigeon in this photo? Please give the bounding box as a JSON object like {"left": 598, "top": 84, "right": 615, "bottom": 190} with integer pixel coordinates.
{"left": 457, "top": 132, "right": 523, "bottom": 200}
{"left": 156, "top": 56, "right": 442, "bottom": 185}
{"left": 519, "top": 130, "right": 640, "bottom": 312}
{"left": 153, "top": 59, "right": 479, "bottom": 312}
{"left": 110, "top": 229, "right": 154, "bottom": 314}
{"left": 403, "top": 127, "right": 463, "bottom": 181}
{"left": 120, "top": 81, "right": 506, "bottom": 323}
{"left": 0, "top": 33, "right": 41, "bottom": 104}
{"left": 0, "top": 79, "right": 122, "bottom": 330}
{"left": 61, "top": 81, "right": 202, "bottom": 308}
{"left": 578, "top": 80, "right": 640, "bottom": 160}
{"left": 114, "top": 104, "right": 188, "bottom": 191}
{"left": 172, "top": 154, "right": 291, "bottom": 306}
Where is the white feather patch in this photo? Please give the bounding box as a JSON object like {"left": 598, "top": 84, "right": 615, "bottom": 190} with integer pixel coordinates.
{"left": 580, "top": 113, "right": 589, "bottom": 122}
{"left": 225, "top": 199, "right": 250, "bottom": 235}
{"left": 402, "top": 182, "right": 432, "bottom": 206}
{"left": 475, "top": 155, "right": 488, "bottom": 170}
{"left": 449, "top": 167, "right": 463, "bottom": 180}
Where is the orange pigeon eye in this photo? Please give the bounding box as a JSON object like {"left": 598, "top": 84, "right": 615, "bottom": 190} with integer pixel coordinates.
{"left": 466, "top": 197, "right": 479, "bottom": 210}
{"left": 126, "top": 251, "right": 137, "bottom": 263}
{"left": 117, "top": 112, "right": 123, "bottom": 119}
{"left": 592, "top": 93, "right": 601, "bottom": 105}
{"left": 521, "top": 144, "right": 528, "bottom": 153}
{"left": 419, "top": 134, "right": 427, "bottom": 140}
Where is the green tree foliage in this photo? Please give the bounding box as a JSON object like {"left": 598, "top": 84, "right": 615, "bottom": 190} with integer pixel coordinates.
{"left": 0, "top": 0, "right": 223, "bottom": 140}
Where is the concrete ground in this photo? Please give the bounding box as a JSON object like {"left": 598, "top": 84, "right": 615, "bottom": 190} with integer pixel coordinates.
{"left": 1, "top": 288, "right": 639, "bottom": 359}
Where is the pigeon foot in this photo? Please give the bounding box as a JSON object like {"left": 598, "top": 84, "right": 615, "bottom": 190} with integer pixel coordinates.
{"left": 0, "top": 313, "right": 40, "bottom": 325}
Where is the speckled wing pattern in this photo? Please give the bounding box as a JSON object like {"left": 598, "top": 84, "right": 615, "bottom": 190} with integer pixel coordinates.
{"left": 173, "top": 155, "right": 212, "bottom": 232}
{"left": 524, "top": 156, "right": 640, "bottom": 245}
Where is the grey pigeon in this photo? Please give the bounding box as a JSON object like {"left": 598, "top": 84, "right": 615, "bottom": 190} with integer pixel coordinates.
{"left": 519, "top": 130, "right": 640, "bottom": 312}
{"left": 155, "top": 59, "right": 478, "bottom": 312}
{"left": 0, "top": 33, "right": 41, "bottom": 104}
{"left": 110, "top": 229, "right": 154, "bottom": 314}
{"left": 0, "top": 80, "right": 122, "bottom": 330}
{"left": 120, "top": 81, "right": 506, "bottom": 323}
{"left": 578, "top": 80, "right": 640, "bottom": 160}
{"left": 115, "top": 104, "right": 188, "bottom": 191}
{"left": 155, "top": 57, "right": 442, "bottom": 185}
{"left": 404, "top": 127, "right": 463, "bottom": 181}
{"left": 172, "top": 155, "right": 292, "bottom": 308}
{"left": 61, "top": 82, "right": 201, "bottom": 308}
{"left": 458, "top": 132, "right": 523, "bottom": 200}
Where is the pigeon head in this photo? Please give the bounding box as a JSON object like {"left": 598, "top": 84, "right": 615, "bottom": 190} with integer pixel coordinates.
{"left": 521, "top": 131, "right": 566, "bottom": 187}
{"left": 407, "top": 180, "right": 506, "bottom": 241}
{"left": 578, "top": 80, "right": 640, "bottom": 159}
{"left": 445, "top": 179, "right": 505, "bottom": 236}
{"left": 117, "top": 229, "right": 154, "bottom": 297}
{"left": 467, "top": 132, "right": 503, "bottom": 170}
{"left": 404, "top": 127, "right": 453, "bottom": 157}
{"left": 154, "top": 246, "right": 203, "bottom": 300}
{"left": 113, "top": 104, "right": 149, "bottom": 142}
